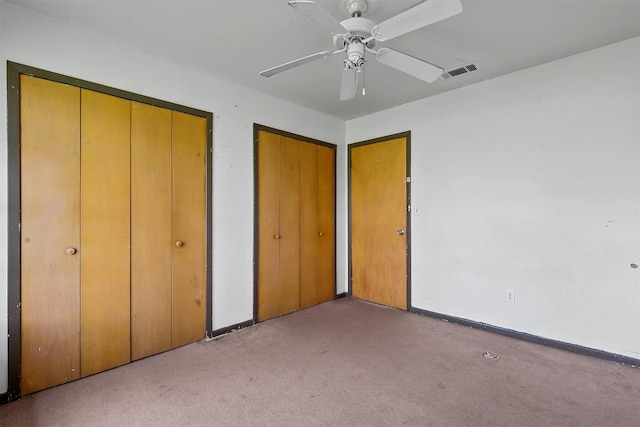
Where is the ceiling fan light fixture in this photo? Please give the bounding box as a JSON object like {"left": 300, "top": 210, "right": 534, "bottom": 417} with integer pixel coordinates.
{"left": 346, "top": 41, "right": 365, "bottom": 64}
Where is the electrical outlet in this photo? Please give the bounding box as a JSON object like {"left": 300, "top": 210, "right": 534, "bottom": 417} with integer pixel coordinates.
{"left": 505, "top": 290, "right": 516, "bottom": 303}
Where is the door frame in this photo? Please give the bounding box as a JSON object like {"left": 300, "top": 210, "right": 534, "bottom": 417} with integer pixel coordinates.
{"left": 252, "top": 124, "right": 337, "bottom": 322}
{"left": 347, "top": 131, "right": 412, "bottom": 309}
{"left": 5, "top": 62, "right": 214, "bottom": 402}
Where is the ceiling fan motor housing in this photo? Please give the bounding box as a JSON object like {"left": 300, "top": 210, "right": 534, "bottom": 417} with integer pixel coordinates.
{"left": 333, "top": 17, "right": 377, "bottom": 49}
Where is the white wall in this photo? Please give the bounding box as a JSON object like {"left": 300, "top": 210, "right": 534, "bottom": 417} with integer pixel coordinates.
{"left": 346, "top": 37, "right": 640, "bottom": 359}
{"left": 0, "top": 1, "right": 346, "bottom": 394}
{"left": 2, "top": 0, "right": 637, "bottom": 398}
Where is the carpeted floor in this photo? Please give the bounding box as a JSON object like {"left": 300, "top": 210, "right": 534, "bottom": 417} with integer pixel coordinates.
{"left": 1, "top": 297, "right": 639, "bottom": 426}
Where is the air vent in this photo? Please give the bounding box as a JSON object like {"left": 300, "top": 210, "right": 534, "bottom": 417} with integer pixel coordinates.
{"left": 441, "top": 63, "right": 479, "bottom": 80}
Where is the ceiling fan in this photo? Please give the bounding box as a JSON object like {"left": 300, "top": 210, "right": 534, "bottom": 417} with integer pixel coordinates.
{"left": 259, "top": 0, "right": 463, "bottom": 101}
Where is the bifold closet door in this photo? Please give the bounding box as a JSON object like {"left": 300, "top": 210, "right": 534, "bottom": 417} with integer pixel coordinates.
{"left": 257, "top": 131, "right": 282, "bottom": 321}
{"left": 131, "top": 102, "right": 172, "bottom": 360}
{"left": 20, "top": 77, "right": 208, "bottom": 393}
{"left": 257, "top": 129, "right": 334, "bottom": 322}
{"left": 131, "top": 106, "right": 207, "bottom": 356}
{"left": 278, "top": 137, "right": 302, "bottom": 315}
{"left": 171, "top": 111, "right": 207, "bottom": 348}
{"left": 257, "top": 132, "right": 301, "bottom": 320}
{"left": 300, "top": 142, "right": 319, "bottom": 308}
{"left": 80, "top": 90, "right": 132, "bottom": 377}
{"left": 316, "top": 145, "right": 335, "bottom": 303}
{"left": 20, "top": 76, "right": 81, "bottom": 394}
{"left": 300, "top": 143, "right": 335, "bottom": 308}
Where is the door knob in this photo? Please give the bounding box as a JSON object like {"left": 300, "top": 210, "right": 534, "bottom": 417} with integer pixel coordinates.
{"left": 273, "top": 234, "right": 281, "bottom": 240}
{"left": 175, "top": 240, "right": 184, "bottom": 247}
{"left": 65, "top": 247, "right": 77, "bottom": 255}
{"left": 318, "top": 231, "right": 324, "bottom": 237}
{"left": 396, "top": 229, "right": 405, "bottom": 236}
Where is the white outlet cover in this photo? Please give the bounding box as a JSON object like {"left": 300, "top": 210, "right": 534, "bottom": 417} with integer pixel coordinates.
{"left": 505, "top": 290, "right": 516, "bottom": 303}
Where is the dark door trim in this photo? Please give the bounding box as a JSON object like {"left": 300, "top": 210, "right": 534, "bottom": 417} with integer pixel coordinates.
{"left": 347, "top": 131, "right": 412, "bottom": 310}
{"left": 4, "top": 61, "right": 214, "bottom": 402}
{"left": 252, "top": 124, "right": 337, "bottom": 323}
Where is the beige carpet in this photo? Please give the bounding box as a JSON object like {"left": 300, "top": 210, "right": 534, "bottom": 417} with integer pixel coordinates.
{"left": 1, "top": 297, "right": 639, "bottom": 426}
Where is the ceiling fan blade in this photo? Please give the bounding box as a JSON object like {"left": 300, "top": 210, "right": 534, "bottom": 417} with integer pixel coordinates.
{"left": 340, "top": 67, "right": 357, "bottom": 101}
{"left": 259, "top": 50, "right": 336, "bottom": 77}
{"left": 375, "top": 48, "right": 443, "bottom": 83}
{"left": 371, "top": 0, "right": 463, "bottom": 42}
{"left": 289, "top": 1, "right": 347, "bottom": 35}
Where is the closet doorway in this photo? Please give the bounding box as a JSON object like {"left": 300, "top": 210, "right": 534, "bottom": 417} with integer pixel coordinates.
{"left": 7, "top": 63, "right": 213, "bottom": 398}
{"left": 254, "top": 125, "right": 336, "bottom": 322}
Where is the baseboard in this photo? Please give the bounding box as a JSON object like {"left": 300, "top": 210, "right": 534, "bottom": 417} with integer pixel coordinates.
{"left": 210, "top": 319, "right": 255, "bottom": 338}
{"left": 335, "top": 292, "right": 348, "bottom": 299}
{"left": 410, "top": 306, "right": 640, "bottom": 368}
{"left": 1, "top": 389, "right": 20, "bottom": 405}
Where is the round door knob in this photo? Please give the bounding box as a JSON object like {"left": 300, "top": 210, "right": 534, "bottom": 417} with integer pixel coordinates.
{"left": 273, "top": 234, "right": 281, "bottom": 240}
{"left": 318, "top": 231, "right": 324, "bottom": 237}
{"left": 175, "top": 240, "right": 184, "bottom": 247}
{"left": 65, "top": 247, "right": 77, "bottom": 255}
{"left": 396, "top": 229, "right": 405, "bottom": 236}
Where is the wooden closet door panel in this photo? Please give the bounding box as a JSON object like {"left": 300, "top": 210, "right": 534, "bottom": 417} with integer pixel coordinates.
{"left": 257, "top": 131, "right": 282, "bottom": 321}
{"left": 171, "top": 111, "right": 207, "bottom": 347}
{"left": 279, "top": 137, "right": 301, "bottom": 315}
{"left": 131, "top": 102, "right": 172, "bottom": 360}
{"left": 80, "top": 89, "right": 131, "bottom": 376}
{"left": 299, "top": 142, "right": 319, "bottom": 308}
{"left": 20, "top": 76, "right": 81, "bottom": 394}
{"left": 316, "top": 145, "right": 335, "bottom": 303}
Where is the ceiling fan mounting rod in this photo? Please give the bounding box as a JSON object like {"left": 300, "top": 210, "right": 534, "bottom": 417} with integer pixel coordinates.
{"left": 345, "top": 0, "right": 368, "bottom": 18}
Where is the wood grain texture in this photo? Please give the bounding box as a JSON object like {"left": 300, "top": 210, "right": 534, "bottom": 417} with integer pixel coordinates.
{"left": 257, "top": 131, "right": 335, "bottom": 320}
{"left": 20, "top": 76, "right": 81, "bottom": 394}
{"left": 299, "top": 142, "right": 319, "bottom": 308}
{"left": 317, "top": 145, "right": 335, "bottom": 303}
{"left": 171, "top": 111, "right": 207, "bottom": 347}
{"left": 351, "top": 137, "right": 407, "bottom": 309}
{"left": 257, "top": 131, "right": 282, "bottom": 321}
{"left": 279, "top": 137, "right": 302, "bottom": 315}
{"left": 131, "top": 102, "right": 172, "bottom": 360}
{"left": 80, "top": 89, "right": 132, "bottom": 376}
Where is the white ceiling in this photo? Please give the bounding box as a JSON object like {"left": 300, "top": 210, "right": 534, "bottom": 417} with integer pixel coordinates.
{"left": 8, "top": 0, "right": 640, "bottom": 120}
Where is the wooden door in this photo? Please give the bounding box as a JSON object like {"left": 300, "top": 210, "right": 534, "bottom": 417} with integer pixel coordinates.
{"left": 20, "top": 76, "right": 81, "bottom": 394}
{"left": 256, "top": 128, "right": 335, "bottom": 321}
{"left": 257, "top": 130, "right": 282, "bottom": 321}
{"left": 300, "top": 143, "right": 335, "bottom": 308}
{"left": 18, "top": 72, "right": 209, "bottom": 394}
{"left": 131, "top": 102, "right": 172, "bottom": 360}
{"left": 351, "top": 136, "right": 408, "bottom": 309}
{"left": 80, "top": 89, "right": 132, "bottom": 376}
{"left": 171, "top": 111, "right": 207, "bottom": 348}
{"left": 256, "top": 133, "right": 301, "bottom": 320}
{"left": 279, "top": 137, "right": 302, "bottom": 315}
{"left": 300, "top": 142, "right": 319, "bottom": 308}
{"left": 316, "top": 145, "right": 335, "bottom": 303}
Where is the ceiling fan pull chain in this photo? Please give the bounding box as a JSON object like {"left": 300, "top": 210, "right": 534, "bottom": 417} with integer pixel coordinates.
{"left": 362, "top": 67, "right": 366, "bottom": 96}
